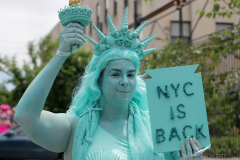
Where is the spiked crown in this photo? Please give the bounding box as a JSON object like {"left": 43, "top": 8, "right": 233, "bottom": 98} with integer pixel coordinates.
{"left": 86, "top": 8, "right": 157, "bottom": 60}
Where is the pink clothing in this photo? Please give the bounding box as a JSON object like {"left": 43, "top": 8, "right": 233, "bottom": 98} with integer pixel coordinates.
{"left": 0, "top": 124, "right": 9, "bottom": 133}
{"left": 0, "top": 104, "right": 10, "bottom": 110}
{"left": 0, "top": 104, "right": 11, "bottom": 133}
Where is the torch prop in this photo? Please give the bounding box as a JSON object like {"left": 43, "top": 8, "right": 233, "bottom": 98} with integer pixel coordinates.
{"left": 58, "top": 0, "right": 92, "bottom": 52}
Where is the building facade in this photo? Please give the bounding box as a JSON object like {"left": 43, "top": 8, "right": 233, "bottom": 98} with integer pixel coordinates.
{"left": 51, "top": 0, "right": 239, "bottom": 47}
{"left": 50, "top": 0, "right": 240, "bottom": 73}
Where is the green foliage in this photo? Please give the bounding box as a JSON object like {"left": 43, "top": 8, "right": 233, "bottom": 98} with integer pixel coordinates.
{"left": 200, "top": 0, "right": 240, "bottom": 19}
{"left": 0, "top": 83, "right": 10, "bottom": 104}
{"left": 0, "top": 35, "right": 93, "bottom": 113}
{"left": 204, "top": 136, "right": 240, "bottom": 157}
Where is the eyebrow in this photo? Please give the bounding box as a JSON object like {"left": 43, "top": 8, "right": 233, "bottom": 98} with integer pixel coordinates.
{"left": 109, "top": 69, "right": 136, "bottom": 74}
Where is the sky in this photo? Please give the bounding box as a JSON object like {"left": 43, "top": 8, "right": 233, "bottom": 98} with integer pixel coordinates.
{"left": 0, "top": 0, "right": 68, "bottom": 90}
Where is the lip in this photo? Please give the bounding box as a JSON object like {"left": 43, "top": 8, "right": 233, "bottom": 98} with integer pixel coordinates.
{"left": 117, "top": 90, "right": 130, "bottom": 93}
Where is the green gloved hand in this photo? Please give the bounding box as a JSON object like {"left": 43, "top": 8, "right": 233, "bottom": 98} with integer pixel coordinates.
{"left": 180, "top": 137, "right": 203, "bottom": 160}
{"left": 58, "top": 22, "right": 86, "bottom": 53}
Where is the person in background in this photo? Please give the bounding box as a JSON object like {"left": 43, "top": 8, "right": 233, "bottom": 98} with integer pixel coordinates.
{"left": 10, "top": 107, "right": 17, "bottom": 127}
{"left": 0, "top": 104, "right": 11, "bottom": 133}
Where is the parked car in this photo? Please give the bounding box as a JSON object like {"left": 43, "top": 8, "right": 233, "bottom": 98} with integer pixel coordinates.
{"left": 0, "top": 125, "right": 63, "bottom": 160}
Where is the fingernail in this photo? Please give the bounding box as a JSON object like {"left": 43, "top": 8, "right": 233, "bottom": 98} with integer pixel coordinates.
{"left": 187, "top": 136, "right": 189, "bottom": 140}
{"left": 193, "top": 137, "right": 196, "bottom": 139}
{"left": 190, "top": 138, "right": 192, "bottom": 141}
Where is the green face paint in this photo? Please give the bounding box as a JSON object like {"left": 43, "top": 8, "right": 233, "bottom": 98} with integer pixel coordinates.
{"left": 99, "top": 59, "right": 137, "bottom": 106}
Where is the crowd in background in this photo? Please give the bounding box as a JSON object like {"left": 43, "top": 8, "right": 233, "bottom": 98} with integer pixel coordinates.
{"left": 0, "top": 104, "right": 17, "bottom": 133}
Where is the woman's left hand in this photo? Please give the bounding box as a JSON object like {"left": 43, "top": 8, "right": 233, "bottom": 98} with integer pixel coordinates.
{"left": 180, "top": 137, "right": 203, "bottom": 160}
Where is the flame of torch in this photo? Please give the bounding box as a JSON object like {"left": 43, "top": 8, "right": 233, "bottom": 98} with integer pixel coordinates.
{"left": 69, "top": 0, "right": 80, "bottom": 6}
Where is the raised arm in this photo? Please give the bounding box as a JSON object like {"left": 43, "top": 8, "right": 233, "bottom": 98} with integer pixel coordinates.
{"left": 14, "top": 23, "right": 86, "bottom": 152}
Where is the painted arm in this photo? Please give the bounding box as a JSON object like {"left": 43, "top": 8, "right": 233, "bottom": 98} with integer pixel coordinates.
{"left": 14, "top": 23, "right": 86, "bottom": 152}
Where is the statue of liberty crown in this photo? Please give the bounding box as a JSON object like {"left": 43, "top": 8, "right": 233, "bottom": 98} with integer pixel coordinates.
{"left": 86, "top": 8, "right": 157, "bottom": 60}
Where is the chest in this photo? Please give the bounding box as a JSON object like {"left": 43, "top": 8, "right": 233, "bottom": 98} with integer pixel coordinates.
{"left": 99, "top": 121, "right": 128, "bottom": 141}
{"left": 64, "top": 122, "right": 128, "bottom": 159}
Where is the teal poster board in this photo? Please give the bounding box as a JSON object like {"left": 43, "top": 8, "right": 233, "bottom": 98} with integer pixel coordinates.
{"left": 145, "top": 65, "right": 211, "bottom": 153}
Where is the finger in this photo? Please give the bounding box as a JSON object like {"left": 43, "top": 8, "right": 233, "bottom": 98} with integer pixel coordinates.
{"left": 65, "top": 33, "right": 86, "bottom": 43}
{"left": 65, "top": 27, "right": 84, "bottom": 36}
{"left": 190, "top": 138, "right": 199, "bottom": 153}
{"left": 180, "top": 142, "right": 187, "bottom": 159}
{"left": 66, "top": 22, "right": 83, "bottom": 30}
{"left": 193, "top": 137, "right": 202, "bottom": 150}
{"left": 186, "top": 137, "right": 193, "bottom": 156}
{"left": 66, "top": 38, "right": 84, "bottom": 46}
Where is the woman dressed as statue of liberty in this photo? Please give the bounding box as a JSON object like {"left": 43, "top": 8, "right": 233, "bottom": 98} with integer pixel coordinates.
{"left": 15, "top": 2, "right": 203, "bottom": 160}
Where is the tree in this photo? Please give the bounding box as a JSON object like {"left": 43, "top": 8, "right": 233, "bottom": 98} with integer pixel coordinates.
{"left": 201, "top": 0, "right": 240, "bottom": 19}
{"left": 0, "top": 35, "right": 93, "bottom": 113}
{"left": 0, "top": 83, "right": 10, "bottom": 104}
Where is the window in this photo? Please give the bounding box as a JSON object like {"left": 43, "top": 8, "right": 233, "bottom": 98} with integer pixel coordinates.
{"left": 105, "top": 0, "right": 109, "bottom": 19}
{"left": 96, "top": 3, "right": 102, "bottom": 34}
{"left": 114, "top": 0, "right": 118, "bottom": 15}
{"left": 97, "top": 3, "right": 101, "bottom": 28}
{"left": 89, "top": 16, "right": 93, "bottom": 34}
{"left": 124, "top": 0, "right": 128, "bottom": 7}
{"left": 216, "top": 23, "right": 234, "bottom": 40}
{"left": 171, "top": 21, "right": 191, "bottom": 42}
{"left": 216, "top": 23, "right": 233, "bottom": 32}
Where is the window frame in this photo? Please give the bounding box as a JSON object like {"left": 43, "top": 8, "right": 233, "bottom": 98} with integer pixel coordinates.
{"left": 114, "top": 0, "right": 117, "bottom": 15}
{"left": 216, "top": 22, "right": 234, "bottom": 32}
{"left": 96, "top": 3, "right": 100, "bottom": 29}
{"left": 124, "top": 0, "right": 128, "bottom": 7}
{"left": 170, "top": 21, "right": 191, "bottom": 42}
{"left": 105, "top": 0, "right": 109, "bottom": 19}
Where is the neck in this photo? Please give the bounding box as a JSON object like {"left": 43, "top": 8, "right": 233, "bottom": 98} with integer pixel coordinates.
{"left": 99, "top": 99, "right": 129, "bottom": 123}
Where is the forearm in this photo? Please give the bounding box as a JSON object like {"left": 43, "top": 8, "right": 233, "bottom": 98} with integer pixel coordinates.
{"left": 15, "top": 55, "right": 67, "bottom": 123}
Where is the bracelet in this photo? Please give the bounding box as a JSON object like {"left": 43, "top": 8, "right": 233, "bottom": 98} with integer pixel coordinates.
{"left": 56, "top": 45, "right": 78, "bottom": 56}
{"left": 56, "top": 50, "right": 72, "bottom": 56}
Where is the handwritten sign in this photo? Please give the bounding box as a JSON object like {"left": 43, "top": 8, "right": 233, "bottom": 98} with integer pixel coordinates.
{"left": 145, "top": 65, "right": 211, "bottom": 153}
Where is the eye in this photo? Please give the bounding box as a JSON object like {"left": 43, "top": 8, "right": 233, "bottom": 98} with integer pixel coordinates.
{"left": 128, "top": 73, "right": 135, "bottom": 77}
{"left": 111, "top": 73, "right": 120, "bottom": 77}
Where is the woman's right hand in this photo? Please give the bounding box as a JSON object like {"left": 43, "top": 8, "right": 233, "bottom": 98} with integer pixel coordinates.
{"left": 180, "top": 137, "right": 203, "bottom": 160}
{"left": 58, "top": 22, "right": 86, "bottom": 53}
